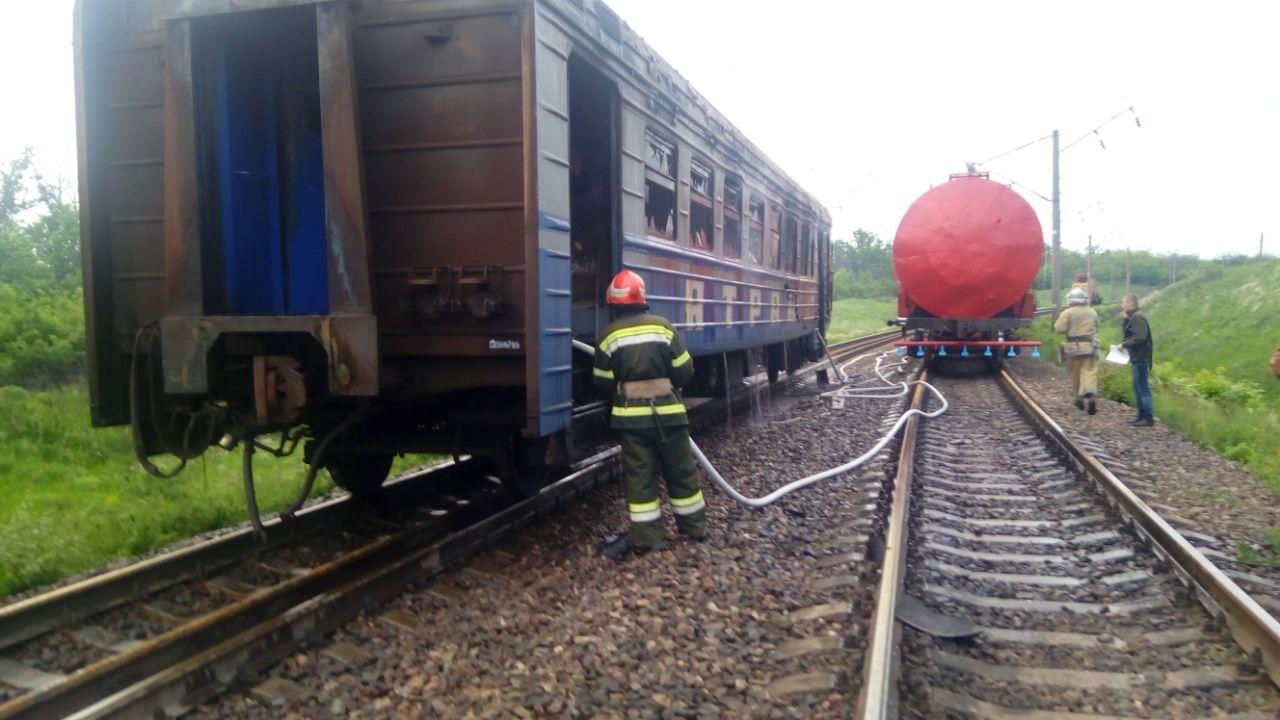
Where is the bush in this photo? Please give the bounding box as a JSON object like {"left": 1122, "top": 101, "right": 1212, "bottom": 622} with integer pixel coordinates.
{"left": 0, "top": 283, "right": 86, "bottom": 388}
{"left": 1155, "top": 359, "right": 1265, "bottom": 408}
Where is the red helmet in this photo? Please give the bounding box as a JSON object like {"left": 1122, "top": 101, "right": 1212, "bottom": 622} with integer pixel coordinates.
{"left": 606, "top": 269, "right": 646, "bottom": 305}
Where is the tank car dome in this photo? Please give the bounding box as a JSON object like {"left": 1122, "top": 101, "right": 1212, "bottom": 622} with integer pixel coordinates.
{"left": 893, "top": 175, "right": 1044, "bottom": 319}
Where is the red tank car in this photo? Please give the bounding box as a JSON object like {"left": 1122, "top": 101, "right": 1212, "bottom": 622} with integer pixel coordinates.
{"left": 892, "top": 171, "right": 1044, "bottom": 356}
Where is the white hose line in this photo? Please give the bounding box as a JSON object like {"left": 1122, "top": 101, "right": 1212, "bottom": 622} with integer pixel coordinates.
{"left": 570, "top": 338, "right": 949, "bottom": 510}
{"left": 696, "top": 350, "right": 946, "bottom": 508}
{"left": 691, "top": 378, "right": 947, "bottom": 508}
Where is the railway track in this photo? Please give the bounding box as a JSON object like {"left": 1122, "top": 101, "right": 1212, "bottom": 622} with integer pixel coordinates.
{"left": 858, "top": 366, "right": 1280, "bottom": 719}
{"left": 0, "top": 332, "right": 895, "bottom": 719}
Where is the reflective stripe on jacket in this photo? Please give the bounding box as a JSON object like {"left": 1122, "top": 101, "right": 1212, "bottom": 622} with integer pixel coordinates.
{"left": 592, "top": 309, "right": 694, "bottom": 429}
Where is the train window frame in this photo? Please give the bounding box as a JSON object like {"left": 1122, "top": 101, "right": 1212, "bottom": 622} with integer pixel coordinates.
{"left": 747, "top": 195, "right": 764, "bottom": 265}
{"left": 782, "top": 212, "right": 799, "bottom": 274}
{"left": 644, "top": 128, "right": 677, "bottom": 241}
{"left": 817, "top": 228, "right": 828, "bottom": 278}
{"left": 688, "top": 156, "right": 715, "bottom": 253}
{"left": 723, "top": 174, "right": 743, "bottom": 260}
{"left": 766, "top": 203, "right": 782, "bottom": 270}
{"left": 800, "top": 221, "right": 812, "bottom": 277}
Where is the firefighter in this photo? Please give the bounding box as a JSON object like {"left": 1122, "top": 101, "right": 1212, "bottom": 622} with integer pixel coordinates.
{"left": 1054, "top": 286, "right": 1100, "bottom": 415}
{"left": 593, "top": 270, "right": 707, "bottom": 558}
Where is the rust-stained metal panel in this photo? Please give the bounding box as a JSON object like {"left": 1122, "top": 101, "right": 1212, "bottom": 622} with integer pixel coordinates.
{"left": 317, "top": 2, "right": 376, "bottom": 317}
{"left": 161, "top": 18, "right": 203, "bottom": 314}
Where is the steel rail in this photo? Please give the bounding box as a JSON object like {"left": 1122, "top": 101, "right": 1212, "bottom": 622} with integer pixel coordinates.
{"left": 855, "top": 369, "right": 928, "bottom": 720}
{"left": 57, "top": 452, "right": 621, "bottom": 720}
{"left": 998, "top": 369, "right": 1280, "bottom": 688}
{"left": 0, "top": 460, "right": 457, "bottom": 652}
{"left": 0, "top": 459, "right": 488, "bottom": 720}
{"left": 0, "top": 328, "right": 894, "bottom": 655}
{"left": 1, "top": 329, "right": 901, "bottom": 719}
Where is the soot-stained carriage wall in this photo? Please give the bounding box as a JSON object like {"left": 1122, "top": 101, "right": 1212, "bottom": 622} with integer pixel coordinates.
{"left": 354, "top": 3, "right": 530, "bottom": 393}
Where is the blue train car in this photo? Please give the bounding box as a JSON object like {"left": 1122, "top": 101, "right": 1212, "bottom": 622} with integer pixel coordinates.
{"left": 75, "top": 0, "right": 831, "bottom": 497}
{"left": 535, "top": 0, "right": 832, "bottom": 435}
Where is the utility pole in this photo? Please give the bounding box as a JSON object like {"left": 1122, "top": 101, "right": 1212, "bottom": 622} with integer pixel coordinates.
{"left": 1170, "top": 255, "right": 1177, "bottom": 284}
{"left": 1261, "top": 233, "right": 1266, "bottom": 259}
{"left": 1125, "top": 248, "right": 1131, "bottom": 294}
{"left": 1051, "top": 130, "right": 1061, "bottom": 316}
{"left": 1086, "top": 235, "right": 1093, "bottom": 281}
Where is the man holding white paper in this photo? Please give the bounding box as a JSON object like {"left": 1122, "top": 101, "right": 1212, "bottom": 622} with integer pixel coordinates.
{"left": 1121, "top": 294, "right": 1155, "bottom": 426}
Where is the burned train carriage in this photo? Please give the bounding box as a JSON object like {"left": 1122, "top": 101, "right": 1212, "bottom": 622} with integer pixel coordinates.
{"left": 75, "top": 0, "right": 833, "bottom": 495}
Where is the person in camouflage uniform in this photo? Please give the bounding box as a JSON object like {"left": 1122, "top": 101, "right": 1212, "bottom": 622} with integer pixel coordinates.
{"left": 593, "top": 270, "right": 707, "bottom": 557}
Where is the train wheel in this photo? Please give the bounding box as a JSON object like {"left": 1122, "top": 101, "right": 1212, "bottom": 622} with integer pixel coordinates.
{"left": 508, "top": 465, "right": 555, "bottom": 498}
{"left": 486, "top": 435, "right": 564, "bottom": 498}
{"left": 326, "top": 453, "right": 394, "bottom": 499}
{"left": 766, "top": 343, "right": 784, "bottom": 384}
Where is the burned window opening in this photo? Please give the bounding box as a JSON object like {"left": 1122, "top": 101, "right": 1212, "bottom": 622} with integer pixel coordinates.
{"left": 689, "top": 157, "right": 714, "bottom": 252}
{"left": 724, "top": 175, "right": 742, "bottom": 259}
{"left": 800, "top": 222, "right": 812, "bottom": 277}
{"left": 644, "top": 128, "right": 676, "bottom": 240}
{"left": 783, "top": 214, "right": 799, "bottom": 274}
{"left": 645, "top": 128, "right": 676, "bottom": 177}
{"left": 766, "top": 204, "right": 782, "bottom": 269}
{"left": 747, "top": 195, "right": 764, "bottom": 264}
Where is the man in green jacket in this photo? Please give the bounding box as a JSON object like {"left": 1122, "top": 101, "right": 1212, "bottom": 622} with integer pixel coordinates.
{"left": 1121, "top": 293, "right": 1155, "bottom": 426}
{"left": 593, "top": 270, "right": 707, "bottom": 558}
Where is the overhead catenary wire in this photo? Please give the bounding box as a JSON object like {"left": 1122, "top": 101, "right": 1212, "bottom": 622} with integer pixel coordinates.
{"left": 1062, "top": 106, "right": 1141, "bottom": 152}
{"left": 978, "top": 167, "right": 1052, "bottom": 203}
{"left": 978, "top": 133, "right": 1054, "bottom": 166}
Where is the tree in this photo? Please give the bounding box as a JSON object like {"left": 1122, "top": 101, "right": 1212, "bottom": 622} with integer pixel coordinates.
{"left": 831, "top": 229, "right": 896, "bottom": 299}
{"left": 0, "top": 148, "right": 81, "bottom": 292}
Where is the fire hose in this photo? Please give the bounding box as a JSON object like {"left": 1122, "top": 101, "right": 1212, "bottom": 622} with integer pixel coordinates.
{"left": 572, "top": 340, "right": 948, "bottom": 508}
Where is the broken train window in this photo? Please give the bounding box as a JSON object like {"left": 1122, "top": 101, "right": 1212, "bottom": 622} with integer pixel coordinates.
{"left": 801, "top": 221, "right": 813, "bottom": 277}
{"left": 723, "top": 175, "right": 742, "bottom": 259}
{"left": 644, "top": 128, "right": 676, "bottom": 240}
{"left": 766, "top": 204, "right": 782, "bottom": 269}
{"left": 783, "top": 213, "right": 799, "bottom": 274}
{"left": 689, "top": 157, "right": 714, "bottom": 252}
{"left": 747, "top": 195, "right": 764, "bottom": 264}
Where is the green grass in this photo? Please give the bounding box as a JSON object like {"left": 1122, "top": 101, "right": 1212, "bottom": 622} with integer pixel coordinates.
{"left": 0, "top": 383, "right": 435, "bottom": 597}
{"left": 828, "top": 297, "right": 899, "bottom": 342}
{"left": 1020, "top": 259, "right": 1280, "bottom": 494}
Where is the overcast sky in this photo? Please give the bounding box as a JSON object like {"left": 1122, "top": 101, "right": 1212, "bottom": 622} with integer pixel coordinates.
{"left": 3, "top": 1, "right": 1276, "bottom": 258}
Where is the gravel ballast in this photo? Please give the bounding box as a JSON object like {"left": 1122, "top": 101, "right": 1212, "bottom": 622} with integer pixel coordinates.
{"left": 197, "top": 361, "right": 914, "bottom": 719}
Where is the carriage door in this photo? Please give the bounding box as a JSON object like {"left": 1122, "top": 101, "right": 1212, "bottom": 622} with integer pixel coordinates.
{"left": 567, "top": 55, "right": 619, "bottom": 342}
{"left": 195, "top": 6, "right": 329, "bottom": 316}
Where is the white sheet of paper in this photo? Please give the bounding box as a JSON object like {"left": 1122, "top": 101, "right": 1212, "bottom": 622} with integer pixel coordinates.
{"left": 1105, "top": 344, "right": 1130, "bottom": 365}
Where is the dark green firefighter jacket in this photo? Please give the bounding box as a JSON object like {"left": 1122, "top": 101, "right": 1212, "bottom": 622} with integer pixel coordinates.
{"left": 592, "top": 308, "right": 694, "bottom": 430}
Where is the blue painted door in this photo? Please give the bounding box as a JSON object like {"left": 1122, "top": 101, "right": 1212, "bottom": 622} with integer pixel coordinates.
{"left": 206, "top": 11, "right": 328, "bottom": 316}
